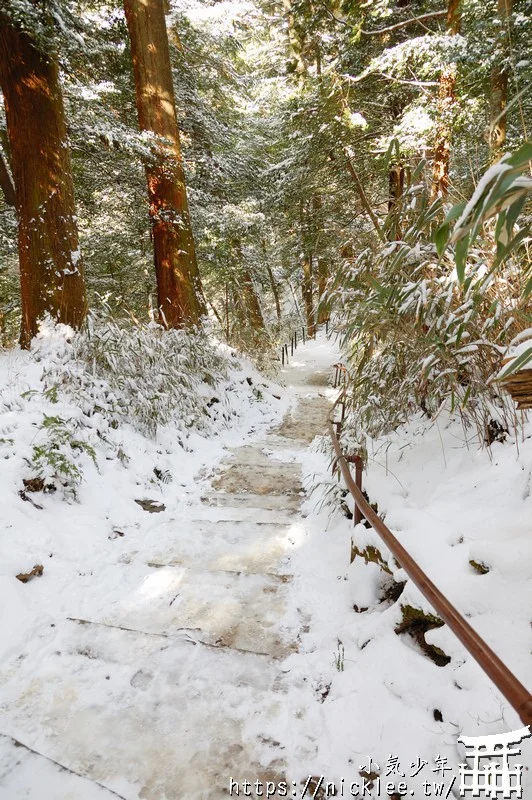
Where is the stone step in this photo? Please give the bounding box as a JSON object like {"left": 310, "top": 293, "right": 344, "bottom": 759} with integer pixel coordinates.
{"left": 147, "top": 560, "right": 292, "bottom": 583}
{"left": 98, "top": 562, "right": 297, "bottom": 658}
{"left": 200, "top": 492, "right": 302, "bottom": 513}
{"left": 222, "top": 444, "right": 298, "bottom": 468}
{"left": 211, "top": 462, "right": 302, "bottom": 496}
{"left": 0, "top": 621, "right": 294, "bottom": 800}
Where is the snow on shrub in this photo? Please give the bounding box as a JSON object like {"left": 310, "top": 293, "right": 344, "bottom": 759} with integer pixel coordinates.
{"left": 1, "top": 315, "right": 268, "bottom": 498}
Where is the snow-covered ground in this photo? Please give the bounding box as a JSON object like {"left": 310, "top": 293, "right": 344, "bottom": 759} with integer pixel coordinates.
{"left": 280, "top": 397, "right": 532, "bottom": 797}
{"left": 0, "top": 329, "right": 530, "bottom": 799}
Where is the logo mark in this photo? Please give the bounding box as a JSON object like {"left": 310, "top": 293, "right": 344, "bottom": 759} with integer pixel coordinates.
{"left": 458, "top": 726, "right": 531, "bottom": 798}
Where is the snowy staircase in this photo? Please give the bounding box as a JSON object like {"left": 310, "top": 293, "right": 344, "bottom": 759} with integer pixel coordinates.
{"left": 0, "top": 392, "right": 330, "bottom": 799}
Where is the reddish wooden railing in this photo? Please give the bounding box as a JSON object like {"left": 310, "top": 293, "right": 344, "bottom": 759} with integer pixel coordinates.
{"left": 329, "top": 368, "right": 532, "bottom": 727}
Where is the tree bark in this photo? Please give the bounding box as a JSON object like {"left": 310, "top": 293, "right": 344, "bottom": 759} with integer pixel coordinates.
{"left": 490, "top": 0, "right": 513, "bottom": 160}
{"left": 124, "top": 0, "right": 206, "bottom": 328}
{"left": 430, "top": 0, "right": 461, "bottom": 203}
{"left": 0, "top": 15, "right": 87, "bottom": 347}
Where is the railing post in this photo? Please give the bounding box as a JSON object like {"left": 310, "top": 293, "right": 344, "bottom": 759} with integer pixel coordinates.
{"left": 354, "top": 456, "right": 363, "bottom": 526}
{"left": 345, "top": 454, "right": 363, "bottom": 526}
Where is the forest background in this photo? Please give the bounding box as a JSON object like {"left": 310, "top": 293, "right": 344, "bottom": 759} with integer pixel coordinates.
{"left": 0, "top": 0, "right": 531, "bottom": 443}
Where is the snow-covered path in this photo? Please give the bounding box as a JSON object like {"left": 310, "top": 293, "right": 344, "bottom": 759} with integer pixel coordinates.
{"left": 0, "top": 337, "right": 339, "bottom": 800}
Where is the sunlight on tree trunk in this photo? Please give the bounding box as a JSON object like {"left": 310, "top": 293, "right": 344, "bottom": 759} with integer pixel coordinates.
{"left": 124, "top": 0, "right": 206, "bottom": 328}
{"left": 0, "top": 15, "right": 87, "bottom": 348}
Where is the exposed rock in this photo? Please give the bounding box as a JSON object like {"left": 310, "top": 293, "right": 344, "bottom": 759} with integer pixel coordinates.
{"left": 16, "top": 564, "right": 44, "bottom": 584}
{"left": 135, "top": 499, "right": 166, "bottom": 513}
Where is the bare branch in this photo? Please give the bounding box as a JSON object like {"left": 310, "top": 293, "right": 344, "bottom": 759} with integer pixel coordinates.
{"left": 317, "top": 1, "right": 350, "bottom": 27}
{"left": 361, "top": 10, "right": 447, "bottom": 36}
{"left": 377, "top": 72, "right": 440, "bottom": 87}
{"left": 331, "top": 150, "right": 386, "bottom": 242}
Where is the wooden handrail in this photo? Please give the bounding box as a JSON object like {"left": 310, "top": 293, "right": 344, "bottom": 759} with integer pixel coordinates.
{"left": 328, "top": 381, "right": 532, "bottom": 727}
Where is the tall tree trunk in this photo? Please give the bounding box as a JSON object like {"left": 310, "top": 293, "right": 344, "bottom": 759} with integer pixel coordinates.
{"left": 124, "top": 0, "right": 206, "bottom": 328}
{"left": 302, "top": 256, "right": 315, "bottom": 338}
{"left": 317, "top": 257, "right": 329, "bottom": 323}
{"left": 490, "top": 0, "right": 513, "bottom": 160}
{"left": 241, "top": 268, "right": 265, "bottom": 330}
{"left": 0, "top": 15, "right": 87, "bottom": 347}
{"left": 388, "top": 162, "right": 405, "bottom": 239}
{"left": 261, "top": 237, "right": 281, "bottom": 323}
{"left": 311, "top": 194, "right": 329, "bottom": 323}
{"left": 267, "top": 265, "right": 282, "bottom": 323}
{"left": 300, "top": 202, "right": 315, "bottom": 336}
{"left": 232, "top": 237, "right": 265, "bottom": 331}
{"left": 208, "top": 299, "right": 223, "bottom": 327}
{"left": 225, "top": 283, "right": 230, "bottom": 339}
{"left": 430, "top": 0, "right": 461, "bottom": 202}
{"left": 282, "top": 0, "right": 307, "bottom": 78}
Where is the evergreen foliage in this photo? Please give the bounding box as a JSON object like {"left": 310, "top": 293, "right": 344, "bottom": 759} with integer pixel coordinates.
{"left": 0, "top": 0, "right": 531, "bottom": 441}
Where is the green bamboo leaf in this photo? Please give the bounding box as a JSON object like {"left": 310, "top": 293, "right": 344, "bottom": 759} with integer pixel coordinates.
{"left": 498, "top": 346, "right": 532, "bottom": 379}
{"left": 435, "top": 222, "right": 450, "bottom": 257}
{"left": 522, "top": 271, "right": 532, "bottom": 299}
{"left": 503, "top": 193, "right": 527, "bottom": 241}
{"left": 455, "top": 235, "right": 469, "bottom": 283}
{"left": 493, "top": 226, "right": 530, "bottom": 269}
{"left": 443, "top": 201, "right": 466, "bottom": 226}
{"left": 506, "top": 141, "right": 532, "bottom": 169}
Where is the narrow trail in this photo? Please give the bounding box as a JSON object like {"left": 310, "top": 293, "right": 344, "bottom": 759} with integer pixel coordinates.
{"left": 0, "top": 338, "right": 338, "bottom": 800}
